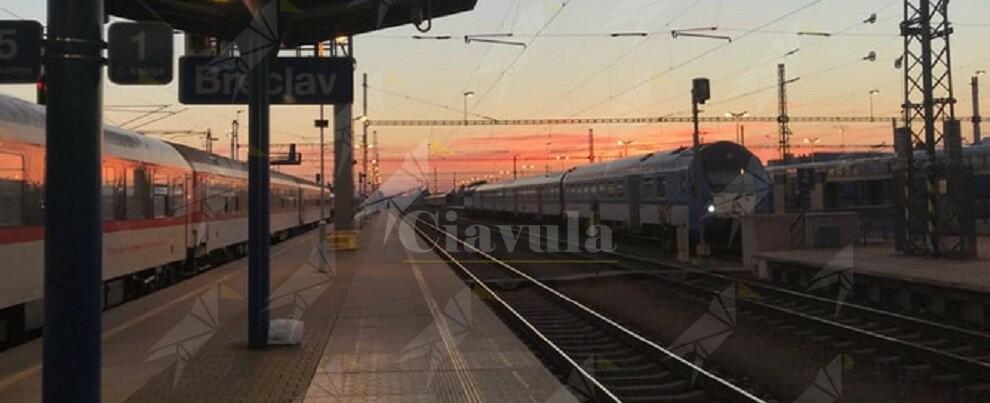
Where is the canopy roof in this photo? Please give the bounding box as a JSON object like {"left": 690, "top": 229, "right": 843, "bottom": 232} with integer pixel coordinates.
{"left": 107, "top": 0, "right": 478, "bottom": 46}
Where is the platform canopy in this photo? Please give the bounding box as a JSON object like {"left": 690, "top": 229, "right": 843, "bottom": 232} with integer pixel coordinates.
{"left": 106, "top": 0, "right": 478, "bottom": 46}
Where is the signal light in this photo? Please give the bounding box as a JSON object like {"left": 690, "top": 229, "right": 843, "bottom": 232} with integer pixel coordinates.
{"left": 36, "top": 76, "right": 47, "bottom": 105}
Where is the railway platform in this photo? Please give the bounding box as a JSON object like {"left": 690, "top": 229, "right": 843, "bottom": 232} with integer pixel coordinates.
{"left": 753, "top": 237, "right": 990, "bottom": 326}
{"left": 0, "top": 211, "right": 571, "bottom": 402}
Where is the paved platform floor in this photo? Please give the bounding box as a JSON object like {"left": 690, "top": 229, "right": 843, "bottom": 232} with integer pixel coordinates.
{"left": 0, "top": 229, "right": 330, "bottom": 402}
{"left": 303, "top": 211, "right": 572, "bottom": 402}
{"left": 0, "top": 212, "right": 572, "bottom": 402}
{"left": 754, "top": 237, "right": 990, "bottom": 293}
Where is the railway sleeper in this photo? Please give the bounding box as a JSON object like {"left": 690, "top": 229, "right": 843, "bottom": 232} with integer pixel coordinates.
{"left": 597, "top": 370, "right": 676, "bottom": 386}
{"left": 618, "top": 389, "right": 709, "bottom": 403}
{"left": 611, "top": 378, "right": 691, "bottom": 397}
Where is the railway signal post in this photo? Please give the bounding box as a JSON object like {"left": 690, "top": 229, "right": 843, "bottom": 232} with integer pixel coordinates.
{"left": 691, "top": 78, "right": 711, "bottom": 258}
{"left": 43, "top": 0, "right": 105, "bottom": 400}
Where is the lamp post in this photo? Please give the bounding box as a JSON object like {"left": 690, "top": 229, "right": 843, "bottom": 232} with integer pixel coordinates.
{"left": 973, "top": 71, "right": 985, "bottom": 144}
{"left": 868, "top": 89, "right": 880, "bottom": 122}
{"left": 545, "top": 142, "right": 552, "bottom": 173}
{"left": 463, "top": 91, "right": 475, "bottom": 123}
{"left": 724, "top": 111, "right": 749, "bottom": 144}
{"left": 617, "top": 139, "right": 634, "bottom": 157}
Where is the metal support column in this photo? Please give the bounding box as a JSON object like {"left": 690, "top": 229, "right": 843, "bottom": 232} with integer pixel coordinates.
{"left": 248, "top": 48, "right": 274, "bottom": 349}
{"left": 334, "top": 101, "right": 355, "bottom": 229}
{"left": 973, "top": 75, "right": 982, "bottom": 143}
{"left": 362, "top": 73, "right": 369, "bottom": 197}
{"left": 44, "top": 0, "right": 104, "bottom": 400}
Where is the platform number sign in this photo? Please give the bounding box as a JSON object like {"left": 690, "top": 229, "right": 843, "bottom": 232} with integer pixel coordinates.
{"left": 108, "top": 22, "right": 173, "bottom": 85}
{"left": 0, "top": 20, "right": 43, "bottom": 84}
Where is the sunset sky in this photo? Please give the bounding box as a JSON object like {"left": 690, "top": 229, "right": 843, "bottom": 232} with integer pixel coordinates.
{"left": 2, "top": 0, "right": 989, "bottom": 192}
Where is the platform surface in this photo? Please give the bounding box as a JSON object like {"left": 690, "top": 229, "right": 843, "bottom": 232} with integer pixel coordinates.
{"left": 0, "top": 212, "right": 572, "bottom": 402}
{"left": 754, "top": 237, "right": 990, "bottom": 293}
{"left": 302, "top": 211, "right": 572, "bottom": 402}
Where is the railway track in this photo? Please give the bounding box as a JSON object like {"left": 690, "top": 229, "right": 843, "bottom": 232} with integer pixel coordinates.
{"left": 409, "top": 214, "right": 768, "bottom": 403}
{"left": 452, "top": 215, "right": 990, "bottom": 399}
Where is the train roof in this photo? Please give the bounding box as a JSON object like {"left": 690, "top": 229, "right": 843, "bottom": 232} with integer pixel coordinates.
{"left": 0, "top": 94, "right": 191, "bottom": 171}
{"left": 565, "top": 142, "right": 754, "bottom": 183}
{"left": 766, "top": 142, "right": 990, "bottom": 173}
{"left": 169, "top": 142, "right": 307, "bottom": 187}
{"left": 476, "top": 172, "right": 563, "bottom": 192}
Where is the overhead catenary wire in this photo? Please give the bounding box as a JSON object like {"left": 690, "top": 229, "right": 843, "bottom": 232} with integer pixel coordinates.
{"left": 572, "top": 0, "right": 828, "bottom": 116}
{"left": 469, "top": 0, "right": 577, "bottom": 112}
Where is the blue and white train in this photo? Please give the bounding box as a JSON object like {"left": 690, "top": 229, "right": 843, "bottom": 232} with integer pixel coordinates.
{"left": 465, "top": 141, "right": 773, "bottom": 254}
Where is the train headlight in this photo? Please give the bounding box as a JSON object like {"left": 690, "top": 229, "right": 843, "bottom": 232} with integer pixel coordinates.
{"left": 707, "top": 204, "right": 716, "bottom": 214}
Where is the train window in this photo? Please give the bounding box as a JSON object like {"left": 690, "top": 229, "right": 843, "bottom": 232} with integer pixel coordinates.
{"left": 102, "top": 166, "right": 118, "bottom": 221}
{"left": 172, "top": 177, "right": 185, "bottom": 216}
{"left": 153, "top": 174, "right": 170, "bottom": 218}
{"left": 0, "top": 152, "right": 25, "bottom": 226}
{"left": 127, "top": 167, "right": 150, "bottom": 220}
{"left": 657, "top": 177, "right": 667, "bottom": 198}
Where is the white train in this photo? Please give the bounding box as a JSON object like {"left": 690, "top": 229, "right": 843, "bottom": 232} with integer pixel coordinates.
{"left": 0, "top": 94, "right": 329, "bottom": 346}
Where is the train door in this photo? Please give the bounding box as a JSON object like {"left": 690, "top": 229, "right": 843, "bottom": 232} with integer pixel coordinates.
{"left": 627, "top": 175, "right": 641, "bottom": 230}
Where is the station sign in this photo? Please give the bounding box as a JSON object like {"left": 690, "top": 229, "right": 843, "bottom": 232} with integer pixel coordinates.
{"left": 0, "top": 20, "right": 43, "bottom": 84}
{"left": 178, "top": 56, "right": 354, "bottom": 105}
{"left": 108, "top": 22, "right": 174, "bottom": 85}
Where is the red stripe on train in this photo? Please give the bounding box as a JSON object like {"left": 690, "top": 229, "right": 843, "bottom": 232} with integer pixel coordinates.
{"left": 0, "top": 217, "right": 187, "bottom": 245}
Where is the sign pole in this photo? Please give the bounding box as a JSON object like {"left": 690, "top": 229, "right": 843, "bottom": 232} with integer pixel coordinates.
{"left": 43, "top": 0, "right": 104, "bottom": 401}
{"left": 248, "top": 48, "right": 274, "bottom": 349}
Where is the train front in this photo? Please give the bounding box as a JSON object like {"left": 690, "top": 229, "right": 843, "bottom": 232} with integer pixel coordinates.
{"left": 691, "top": 142, "right": 772, "bottom": 255}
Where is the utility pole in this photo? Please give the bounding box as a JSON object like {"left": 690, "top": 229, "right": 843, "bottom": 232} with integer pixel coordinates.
{"left": 372, "top": 130, "right": 380, "bottom": 191}
{"left": 588, "top": 128, "right": 595, "bottom": 163}
{"left": 973, "top": 72, "right": 984, "bottom": 143}
{"left": 433, "top": 167, "right": 439, "bottom": 193}
{"left": 204, "top": 128, "right": 215, "bottom": 154}
{"left": 44, "top": 0, "right": 104, "bottom": 399}
{"left": 513, "top": 155, "right": 518, "bottom": 179}
{"left": 896, "top": 0, "right": 975, "bottom": 258}
{"left": 740, "top": 125, "right": 746, "bottom": 146}
{"left": 777, "top": 64, "right": 796, "bottom": 162}
{"left": 231, "top": 110, "right": 241, "bottom": 160}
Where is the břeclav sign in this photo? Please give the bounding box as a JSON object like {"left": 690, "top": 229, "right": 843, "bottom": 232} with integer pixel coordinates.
{"left": 179, "top": 56, "right": 354, "bottom": 105}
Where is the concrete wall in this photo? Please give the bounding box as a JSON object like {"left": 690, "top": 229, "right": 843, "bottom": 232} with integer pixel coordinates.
{"left": 741, "top": 212, "right": 860, "bottom": 274}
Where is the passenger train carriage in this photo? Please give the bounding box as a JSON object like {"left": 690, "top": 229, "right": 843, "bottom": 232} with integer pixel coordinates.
{"left": 468, "top": 141, "right": 773, "bottom": 254}
{"left": 767, "top": 142, "right": 990, "bottom": 239}
{"left": 0, "top": 94, "right": 328, "bottom": 345}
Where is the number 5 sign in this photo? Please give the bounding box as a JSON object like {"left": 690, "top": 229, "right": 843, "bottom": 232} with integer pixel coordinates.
{"left": 0, "top": 20, "right": 43, "bottom": 84}
{"left": 108, "top": 22, "right": 173, "bottom": 85}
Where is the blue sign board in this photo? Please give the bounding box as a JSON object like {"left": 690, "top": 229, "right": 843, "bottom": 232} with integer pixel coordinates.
{"left": 0, "top": 20, "right": 43, "bottom": 83}
{"left": 108, "top": 22, "right": 174, "bottom": 85}
{"left": 179, "top": 56, "right": 354, "bottom": 105}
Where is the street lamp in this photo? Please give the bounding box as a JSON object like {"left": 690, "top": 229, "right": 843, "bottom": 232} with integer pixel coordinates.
{"left": 868, "top": 89, "right": 880, "bottom": 122}
{"left": 463, "top": 91, "right": 475, "bottom": 123}
{"left": 725, "top": 111, "right": 749, "bottom": 144}
{"left": 617, "top": 139, "right": 634, "bottom": 157}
